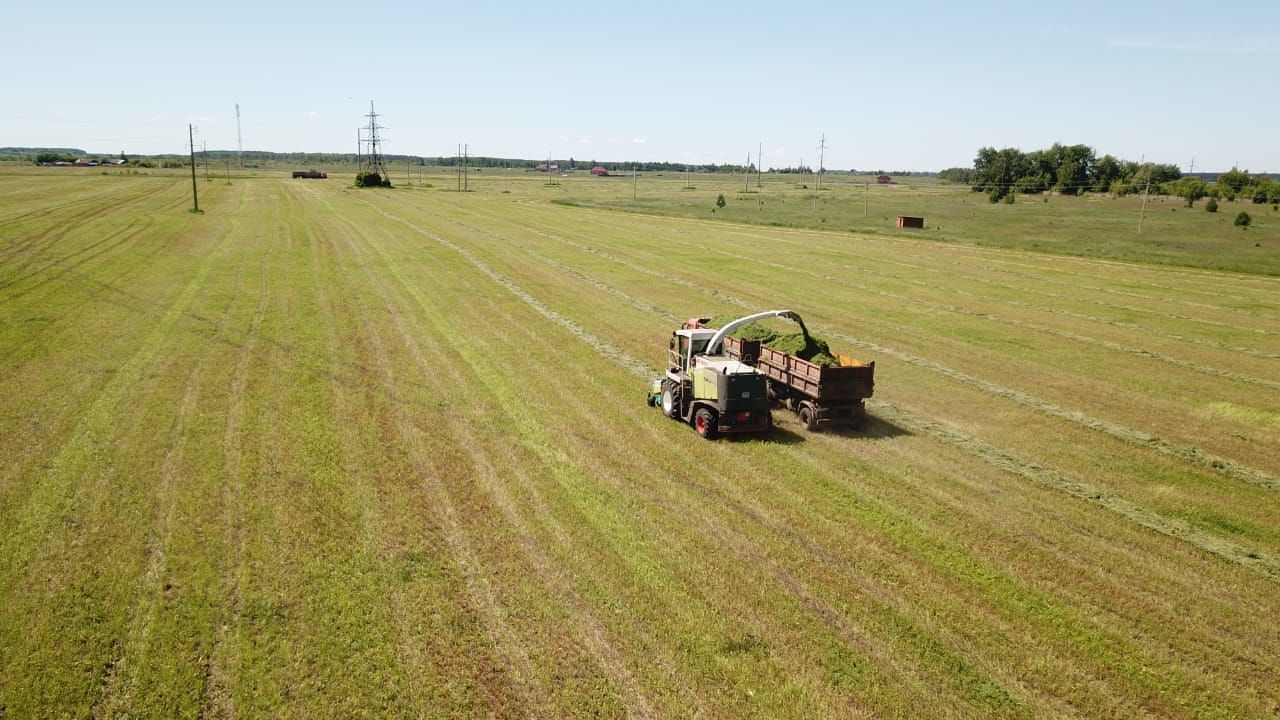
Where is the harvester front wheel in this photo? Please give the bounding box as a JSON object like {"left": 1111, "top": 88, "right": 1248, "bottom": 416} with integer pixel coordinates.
{"left": 661, "top": 384, "right": 681, "bottom": 419}
{"left": 694, "top": 407, "right": 718, "bottom": 440}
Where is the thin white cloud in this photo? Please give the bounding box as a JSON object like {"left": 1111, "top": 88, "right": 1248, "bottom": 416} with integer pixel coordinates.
{"left": 1108, "top": 37, "right": 1277, "bottom": 55}
{"left": 631, "top": 137, "right": 646, "bottom": 144}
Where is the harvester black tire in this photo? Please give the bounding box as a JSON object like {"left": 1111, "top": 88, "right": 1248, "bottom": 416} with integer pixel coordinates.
{"left": 798, "top": 403, "right": 819, "bottom": 432}
{"left": 694, "top": 407, "right": 719, "bottom": 440}
{"left": 661, "top": 384, "right": 681, "bottom": 419}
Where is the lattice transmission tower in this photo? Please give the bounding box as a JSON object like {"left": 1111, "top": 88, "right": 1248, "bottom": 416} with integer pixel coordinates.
{"left": 360, "top": 101, "right": 390, "bottom": 181}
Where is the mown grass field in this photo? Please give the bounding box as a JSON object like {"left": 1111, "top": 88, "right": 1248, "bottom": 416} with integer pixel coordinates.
{"left": 551, "top": 170, "right": 1279, "bottom": 276}
{"left": 2, "top": 166, "right": 1279, "bottom": 718}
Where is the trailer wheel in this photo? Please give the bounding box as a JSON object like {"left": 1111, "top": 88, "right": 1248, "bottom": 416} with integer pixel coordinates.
{"left": 694, "top": 407, "right": 718, "bottom": 440}
{"left": 798, "top": 403, "right": 819, "bottom": 432}
{"left": 661, "top": 384, "right": 681, "bottom": 419}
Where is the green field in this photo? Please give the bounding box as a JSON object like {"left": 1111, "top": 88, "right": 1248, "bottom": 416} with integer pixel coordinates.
{"left": 2, "top": 167, "right": 1279, "bottom": 718}
{"left": 552, "top": 170, "right": 1280, "bottom": 276}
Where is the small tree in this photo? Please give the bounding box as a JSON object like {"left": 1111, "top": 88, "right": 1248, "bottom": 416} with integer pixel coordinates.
{"left": 1234, "top": 211, "right": 1251, "bottom": 227}
{"left": 355, "top": 171, "right": 390, "bottom": 188}
{"left": 1205, "top": 198, "right": 1218, "bottom": 213}
{"left": 715, "top": 193, "right": 726, "bottom": 208}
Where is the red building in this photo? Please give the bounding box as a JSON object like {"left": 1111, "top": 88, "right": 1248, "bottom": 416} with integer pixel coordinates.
{"left": 876, "top": 174, "right": 894, "bottom": 184}
{"left": 590, "top": 166, "right": 609, "bottom": 176}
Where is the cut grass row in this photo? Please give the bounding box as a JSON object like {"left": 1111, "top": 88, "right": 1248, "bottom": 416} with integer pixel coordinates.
{"left": 355, "top": 183, "right": 1280, "bottom": 712}
{"left": 3, "top": 172, "right": 1279, "bottom": 717}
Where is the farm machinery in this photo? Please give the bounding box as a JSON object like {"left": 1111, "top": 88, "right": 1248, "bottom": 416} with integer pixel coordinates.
{"left": 647, "top": 310, "right": 875, "bottom": 438}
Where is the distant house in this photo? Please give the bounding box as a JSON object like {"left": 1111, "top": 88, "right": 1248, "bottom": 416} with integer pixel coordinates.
{"left": 876, "top": 174, "right": 894, "bottom": 184}
{"left": 590, "top": 166, "right": 609, "bottom": 176}
{"left": 535, "top": 163, "right": 560, "bottom": 173}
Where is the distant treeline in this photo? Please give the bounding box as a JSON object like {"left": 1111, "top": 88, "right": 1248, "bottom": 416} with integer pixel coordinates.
{"left": 939, "top": 144, "right": 1278, "bottom": 204}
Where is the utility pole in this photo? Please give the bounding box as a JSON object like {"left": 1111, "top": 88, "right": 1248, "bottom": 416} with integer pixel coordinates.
{"left": 188, "top": 124, "right": 199, "bottom": 212}
{"left": 817, "top": 133, "right": 827, "bottom": 191}
{"left": 1138, "top": 176, "right": 1152, "bottom": 235}
{"left": 464, "top": 144, "right": 469, "bottom": 191}
{"left": 1188, "top": 156, "right": 1196, "bottom": 175}
{"left": 757, "top": 141, "right": 762, "bottom": 188}
{"left": 202, "top": 141, "right": 209, "bottom": 181}
{"left": 1139, "top": 175, "right": 1153, "bottom": 229}
{"left": 744, "top": 153, "right": 750, "bottom": 192}
{"left": 235, "top": 103, "right": 244, "bottom": 168}
{"left": 457, "top": 143, "right": 462, "bottom": 191}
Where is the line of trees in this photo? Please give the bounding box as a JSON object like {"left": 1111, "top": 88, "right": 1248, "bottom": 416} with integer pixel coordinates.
{"left": 941, "top": 144, "right": 1278, "bottom": 207}
{"left": 945, "top": 144, "right": 1179, "bottom": 201}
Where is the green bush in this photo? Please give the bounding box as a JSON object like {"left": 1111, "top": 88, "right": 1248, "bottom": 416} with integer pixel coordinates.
{"left": 715, "top": 193, "right": 726, "bottom": 208}
{"left": 355, "top": 171, "right": 391, "bottom": 188}
{"left": 1234, "top": 211, "right": 1251, "bottom": 227}
{"left": 1205, "top": 198, "right": 1218, "bottom": 213}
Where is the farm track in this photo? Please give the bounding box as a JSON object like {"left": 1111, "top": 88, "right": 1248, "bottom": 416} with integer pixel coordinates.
{"left": 544, "top": 206, "right": 1280, "bottom": 357}
{"left": 4, "top": 176, "right": 1279, "bottom": 718}
{"left": 590, "top": 208, "right": 1280, "bottom": 341}
{"left": 0, "top": 183, "right": 243, "bottom": 716}
{"left": 591, "top": 207, "right": 1280, "bottom": 318}
{"left": 0, "top": 181, "right": 241, "bottom": 537}
{"left": 376, "top": 195, "right": 1280, "bottom": 573}
{"left": 425, "top": 199, "right": 1280, "bottom": 493}
{"left": 0, "top": 178, "right": 176, "bottom": 265}
{"left": 364, "top": 190, "right": 1280, "bottom": 715}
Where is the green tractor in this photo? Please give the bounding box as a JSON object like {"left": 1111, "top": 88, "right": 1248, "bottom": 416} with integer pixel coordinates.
{"left": 646, "top": 310, "right": 797, "bottom": 439}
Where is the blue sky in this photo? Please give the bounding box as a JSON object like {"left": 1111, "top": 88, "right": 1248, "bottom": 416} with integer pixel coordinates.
{"left": 3, "top": 1, "right": 1276, "bottom": 171}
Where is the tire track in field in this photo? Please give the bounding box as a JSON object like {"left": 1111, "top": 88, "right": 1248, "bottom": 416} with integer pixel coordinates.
{"left": 363, "top": 198, "right": 1280, "bottom": 585}
{"left": 325, "top": 191, "right": 657, "bottom": 718}
{"left": 201, "top": 246, "right": 270, "bottom": 720}
{"left": 357, "top": 200, "right": 937, "bottom": 716}
{"left": 866, "top": 400, "right": 1280, "bottom": 581}
{"left": 622, "top": 213, "right": 1280, "bottom": 360}
{"left": 569, "top": 208, "right": 1280, "bottom": 340}
{"left": 0, "top": 180, "right": 175, "bottom": 265}
{"left": 471, "top": 216, "right": 1280, "bottom": 494}
{"left": 0, "top": 188, "right": 228, "bottom": 518}
{"left": 477, "top": 206, "right": 1278, "bottom": 696}
{"left": 844, "top": 256, "right": 1280, "bottom": 361}
{"left": 506, "top": 204, "right": 1280, "bottom": 392}
{"left": 0, "top": 183, "right": 188, "bottom": 301}
{"left": 312, "top": 202, "right": 553, "bottom": 718}
{"left": 94, "top": 219, "right": 250, "bottom": 717}
{"left": 581, "top": 206, "right": 1280, "bottom": 320}
{"left": 666, "top": 237, "right": 1280, "bottom": 391}
{"left": 0, "top": 213, "right": 236, "bottom": 597}
{"left": 369, "top": 196, "right": 1277, "bottom": 713}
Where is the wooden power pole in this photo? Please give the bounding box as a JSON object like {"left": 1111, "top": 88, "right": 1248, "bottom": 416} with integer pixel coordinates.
{"left": 188, "top": 124, "right": 199, "bottom": 212}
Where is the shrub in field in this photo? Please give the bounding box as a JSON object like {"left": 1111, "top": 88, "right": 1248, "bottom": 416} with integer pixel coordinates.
{"left": 1234, "top": 211, "right": 1251, "bottom": 227}
{"left": 716, "top": 193, "right": 726, "bottom": 208}
{"left": 1206, "top": 198, "right": 1218, "bottom": 213}
{"left": 355, "top": 171, "right": 391, "bottom": 188}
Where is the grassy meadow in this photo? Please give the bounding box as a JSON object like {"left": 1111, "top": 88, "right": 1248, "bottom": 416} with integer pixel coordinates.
{"left": 2, "top": 165, "right": 1279, "bottom": 718}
